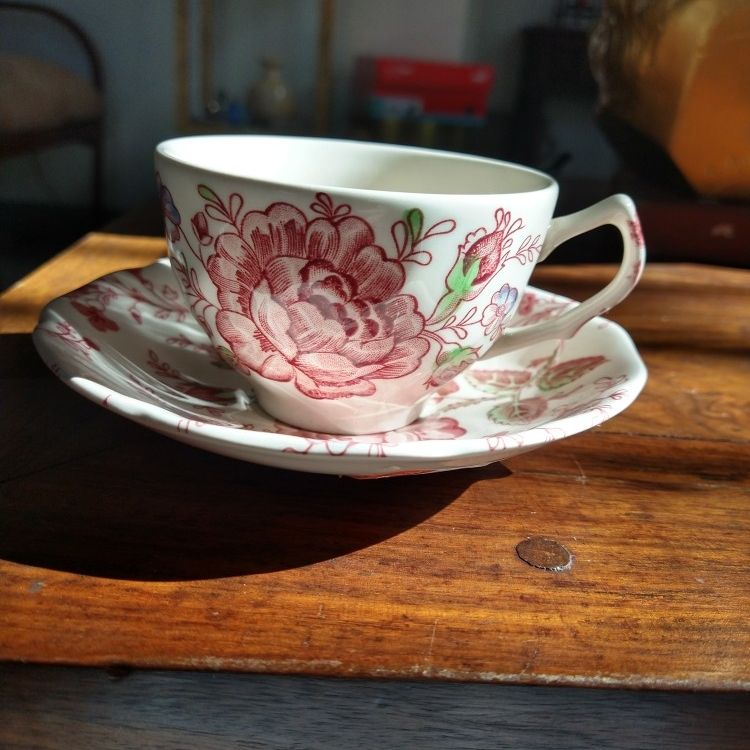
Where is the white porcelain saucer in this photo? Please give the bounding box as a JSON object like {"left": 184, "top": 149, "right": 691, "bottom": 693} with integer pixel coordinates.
{"left": 33, "top": 259, "right": 647, "bottom": 477}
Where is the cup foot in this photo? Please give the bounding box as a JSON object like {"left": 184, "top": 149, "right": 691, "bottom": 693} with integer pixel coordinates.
{"left": 255, "top": 390, "right": 425, "bottom": 436}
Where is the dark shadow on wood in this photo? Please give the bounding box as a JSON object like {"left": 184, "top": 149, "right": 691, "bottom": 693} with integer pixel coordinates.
{"left": 0, "top": 335, "right": 510, "bottom": 581}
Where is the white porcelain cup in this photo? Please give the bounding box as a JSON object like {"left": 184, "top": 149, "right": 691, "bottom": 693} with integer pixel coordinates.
{"left": 155, "top": 135, "right": 645, "bottom": 434}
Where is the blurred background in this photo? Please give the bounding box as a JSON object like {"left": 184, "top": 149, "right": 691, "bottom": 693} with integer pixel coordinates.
{"left": 1, "top": 0, "right": 748, "bottom": 289}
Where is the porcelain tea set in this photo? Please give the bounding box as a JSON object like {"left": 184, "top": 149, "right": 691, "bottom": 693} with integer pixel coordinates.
{"left": 34, "top": 136, "right": 647, "bottom": 477}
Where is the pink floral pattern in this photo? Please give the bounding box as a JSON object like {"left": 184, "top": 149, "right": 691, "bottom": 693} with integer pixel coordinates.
{"left": 71, "top": 301, "right": 118, "bottom": 332}
{"left": 465, "top": 368, "right": 532, "bottom": 392}
{"left": 39, "top": 321, "right": 100, "bottom": 356}
{"left": 427, "top": 346, "right": 479, "bottom": 387}
{"left": 284, "top": 416, "right": 466, "bottom": 457}
{"left": 369, "top": 416, "right": 466, "bottom": 444}
{"left": 33, "top": 258, "right": 647, "bottom": 476}
{"left": 536, "top": 356, "right": 607, "bottom": 391}
{"left": 432, "top": 379, "right": 460, "bottom": 403}
{"left": 206, "top": 199, "right": 428, "bottom": 399}
{"left": 429, "top": 209, "right": 540, "bottom": 325}
{"left": 512, "top": 290, "right": 572, "bottom": 327}
{"left": 489, "top": 396, "right": 548, "bottom": 425}
{"left": 433, "top": 344, "right": 614, "bottom": 430}
{"left": 628, "top": 218, "right": 645, "bottom": 248}
{"left": 162, "top": 179, "right": 548, "bottom": 402}
{"left": 191, "top": 211, "right": 213, "bottom": 246}
{"left": 68, "top": 272, "right": 187, "bottom": 329}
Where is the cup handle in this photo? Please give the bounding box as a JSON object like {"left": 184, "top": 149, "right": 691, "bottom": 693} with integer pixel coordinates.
{"left": 484, "top": 193, "right": 646, "bottom": 357}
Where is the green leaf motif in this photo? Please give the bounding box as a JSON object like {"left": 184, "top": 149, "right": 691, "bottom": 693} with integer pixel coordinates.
{"left": 437, "top": 346, "right": 474, "bottom": 366}
{"left": 537, "top": 356, "right": 607, "bottom": 391}
{"left": 198, "top": 184, "right": 220, "bottom": 204}
{"left": 406, "top": 208, "right": 424, "bottom": 243}
{"left": 442, "top": 255, "right": 479, "bottom": 300}
{"left": 431, "top": 291, "right": 462, "bottom": 325}
{"left": 211, "top": 358, "right": 233, "bottom": 370}
{"left": 488, "top": 403, "right": 512, "bottom": 425}
{"left": 429, "top": 346, "right": 479, "bottom": 387}
{"left": 465, "top": 369, "right": 532, "bottom": 395}
{"left": 216, "top": 345, "right": 236, "bottom": 366}
{"left": 429, "top": 256, "right": 478, "bottom": 323}
{"left": 452, "top": 255, "right": 480, "bottom": 294}
{"left": 488, "top": 396, "right": 547, "bottom": 425}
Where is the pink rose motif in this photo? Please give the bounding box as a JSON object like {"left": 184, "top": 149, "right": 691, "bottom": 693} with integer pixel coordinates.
{"left": 481, "top": 283, "right": 518, "bottom": 338}
{"left": 430, "top": 207, "right": 527, "bottom": 324}
{"left": 191, "top": 211, "right": 213, "bottom": 246}
{"left": 207, "top": 200, "right": 429, "bottom": 399}
{"left": 460, "top": 208, "right": 522, "bottom": 289}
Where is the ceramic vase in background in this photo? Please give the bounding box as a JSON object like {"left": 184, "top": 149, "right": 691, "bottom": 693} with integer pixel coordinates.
{"left": 249, "top": 57, "right": 294, "bottom": 130}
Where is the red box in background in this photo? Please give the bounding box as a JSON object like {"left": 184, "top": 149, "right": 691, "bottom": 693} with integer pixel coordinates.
{"left": 354, "top": 57, "right": 495, "bottom": 121}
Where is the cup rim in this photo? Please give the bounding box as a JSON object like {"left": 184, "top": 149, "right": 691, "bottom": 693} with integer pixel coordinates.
{"left": 155, "top": 134, "right": 559, "bottom": 200}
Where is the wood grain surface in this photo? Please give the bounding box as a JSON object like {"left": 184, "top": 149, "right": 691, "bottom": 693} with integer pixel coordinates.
{"left": 2, "top": 665, "right": 749, "bottom": 750}
{"left": 0, "top": 233, "right": 165, "bottom": 334}
{"left": 1, "top": 234, "right": 749, "bottom": 693}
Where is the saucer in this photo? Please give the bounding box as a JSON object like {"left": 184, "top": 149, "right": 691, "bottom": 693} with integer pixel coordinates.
{"left": 33, "top": 259, "right": 647, "bottom": 477}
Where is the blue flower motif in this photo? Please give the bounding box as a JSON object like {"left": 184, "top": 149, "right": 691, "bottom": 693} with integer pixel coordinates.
{"left": 481, "top": 283, "right": 519, "bottom": 338}
{"left": 156, "top": 173, "right": 181, "bottom": 241}
{"left": 160, "top": 184, "right": 181, "bottom": 227}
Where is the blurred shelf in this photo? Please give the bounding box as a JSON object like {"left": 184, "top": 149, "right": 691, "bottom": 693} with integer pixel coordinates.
{"left": 174, "top": 0, "right": 333, "bottom": 136}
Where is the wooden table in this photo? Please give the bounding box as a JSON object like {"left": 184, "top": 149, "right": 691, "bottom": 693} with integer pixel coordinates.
{"left": 1, "top": 232, "right": 749, "bottom": 749}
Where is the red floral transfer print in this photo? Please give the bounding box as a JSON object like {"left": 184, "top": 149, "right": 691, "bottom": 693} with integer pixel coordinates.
{"left": 427, "top": 346, "right": 479, "bottom": 387}
{"left": 191, "top": 211, "right": 213, "bottom": 246}
{"left": 481, "top": 282, "right": 519, "bottom": 338}
{"left": 40, "top": 321, "right": 100, "bottom": 355}
{"left": 489, "top": 396, "right": 548, "bottom": 425}
{"left": 628, "top": 218, "right": 644, "bottom": 248}
{"left": 428, "top": 208, "right": 539, "bottom": 325}
{"left": 537, "top": 356, "right": 607, "bottom": 391}
{"left": 281, "top": 416, "right": 467, "bottom": 457}
{"left": 206, "top": 198, "right": 429, "bottom": 399}
{"left": 380, "top": 416, "right": 465, "bottom": 444}
{"left": 158, "top": 173, "right": 544, "bottom": 402}
{"left": 285, "top": 415, "right": 465, "bottom": 444}
{"left": 71, "top": 301, "right": 119, "bottom": 332}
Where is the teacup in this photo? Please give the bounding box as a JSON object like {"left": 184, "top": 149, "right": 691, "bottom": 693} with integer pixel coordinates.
{"left": 155, "top": 136, "right": 645, "bottom": 434}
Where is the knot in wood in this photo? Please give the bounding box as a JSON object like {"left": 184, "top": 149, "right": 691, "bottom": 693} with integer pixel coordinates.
{"left": 516, "top": 536, "right": 572, "bottom": 571}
